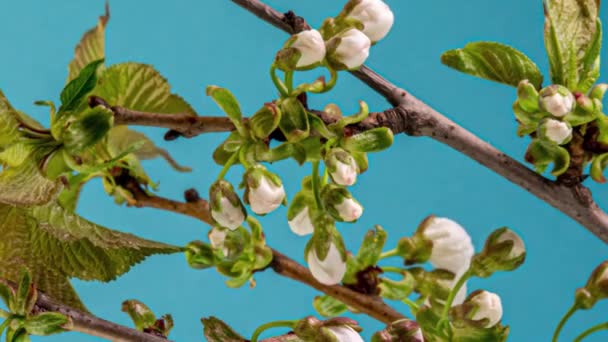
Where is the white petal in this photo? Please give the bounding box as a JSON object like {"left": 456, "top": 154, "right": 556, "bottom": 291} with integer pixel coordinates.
{"left": 326, "top": 326, "right": 364, "bottom": 342}
{"left": 334, "top": 29, "right": 371, "bottom": 69}
{"left": 349, "top": 0, "right": 395, "bottom": 42}
{"left": 288, "top": 207, "right": 315, "bottom": 236}
{"left": 332, "top": 160, "right": 357, "bottom": 186}
{"left": 423, "top": 217, "right": 474, "bottom": 274}
{"left": 543, "top": 119, "right": 571, "bottom": 145}
{"left": 307, "top": 243, "right": 346, "bottom": 285}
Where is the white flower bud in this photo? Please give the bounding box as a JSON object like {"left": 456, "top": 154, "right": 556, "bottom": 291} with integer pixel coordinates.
{"left": 327, "top": 29, "right": 371, "bottom": 70}
{"left": 288, "top": 206, "right": 315, "bottom": 236}
{"left": 495, "top": 229, "right": 526, "bottom": 260}
{"left": 210, "top": 180, "right": 246, "bottom": 231}
{"left": 468, "top": 290, "right": 503, "bottom": 328}
{"left": 248, "top": 177, "right": 286, "bottom": 215}
{"left": 422, "top": 217, "right": 475, "bottom": 275}
{"left": 326, "top": 148, "right": 359, "bottom": 186}
{"left": 334, "top": 198, "right": 363, "bottom": 222}
{"left": 291, "top": 30, "right": 327, "bottom": 68}
{"left": 243, "top": 165, "right": 286, "bottom": 215}
{"left": 539, "top": 85, "right": 575, "bottom": 117}
{"left": 539, "top": 119, "right": 572, "bottom": 145}
{"left": 326, "top": 326, "right": 364, "bottom": 342}
{"left": 346, "top": 0, "right": 394, "bottom": 42}
{"left": 307, "top": 242, "right": 347, "bottom": 285}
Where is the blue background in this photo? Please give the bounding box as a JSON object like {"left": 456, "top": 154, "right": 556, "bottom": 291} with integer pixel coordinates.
{"left": 1, "top": 0, "right": 607, "bottom": 341}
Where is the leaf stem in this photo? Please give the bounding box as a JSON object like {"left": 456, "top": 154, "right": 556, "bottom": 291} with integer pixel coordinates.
{"left": 573, "top": 321, "right": 608, "bottom": 342}
{"left": 311, "top": 161, "right": 323, "bottom": 209}
{"left": 250, "top": 320, "right": 297, "bottom": 342}
{"left": 217, "top": 152, "right": 240, "bottom": 180}
{"left": 270, "top": 64, "right": 289, "bottom": 97}
{"left": 552, "top": 303, "right": 580, "bottom": 342}
{"left": 438, "top": 269, "right": 471, "bottom": 327}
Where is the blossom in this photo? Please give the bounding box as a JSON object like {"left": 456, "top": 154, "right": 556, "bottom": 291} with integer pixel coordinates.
{"left": 326, "top": 148, "right": 359, "bottom": 186}
{"left": 539, "top": 119, "right": 572, "bottom": 145}
{"left": 326, "top": 326, "right": 364, "bottom": 342}
{"left": 290, "top": 29, "right": 327, "bottom": 68}
{"left": 333, "top": 197, "right": 363, "bottom": 222}
{"left": 466, "top": 290, "right": 503, "bottom": 328}
{"left": 288, "top": 206, "right": 315, "bottom": 236}
{"left": 422, "top": 217, "right": 475, "bottom": 275}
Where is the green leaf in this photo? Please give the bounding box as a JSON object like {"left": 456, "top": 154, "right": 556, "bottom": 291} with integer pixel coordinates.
{"left": 107, "top": 126, "right": 191, "bottom": 172}
{"left": 206, "top": 86, "right": 245, "bottom": 135}
{"left": 578, "top": 20, "right": 602, "bottom": 92}
{"left": 544, "top": 0, "right": 600, "bottom": 88}
{"left": 121, "top": 300, "right": 157, "bottom": 331}
{"left": 0, "top": 201, "right": 181, "bottom": 310}
{"left": 0, "top": 280, "right": 14, "bottom": 309}
{"left": 93, "top": 63, "right": 197, "bottom": 115}
{"left": 59, "top": 59, "right": 104, "bottom": 113}
{"left": 279, "top": 97, "right": 310, "bottom": 142}
{"left": 67, "top": 6, "right": 109, "bottom": 83}
{"left": 442, "top": 42, "right": 543, "bottom": 89}
{"left": 340, "top": 127, "right": 394, "bottom": 152}
{"left": 201, "top": 317, "right": 246, "bottom": 342}
{"left": 24, "top": 313, "right": 68, "bottom": 336}
{"left": 0, "top": 91, "right": 24, "bottom": 148}
{"left": 524, "top": 139, "right": 571, "bottom": 176}
{"left": 13, "top": 269, "right": 35, "bottom": 316}
{"left": 0, "top": 158, "right": 61, "bottom": 206}
{"left": 312, "top": 295, "right": 348, "bottom": 317}
{"left": 356, "top": 226, "right": 387, "bottom": 267}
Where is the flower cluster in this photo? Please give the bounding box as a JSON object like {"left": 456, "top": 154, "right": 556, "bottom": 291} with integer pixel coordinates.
{"left": 515, "top": 80, "right": 608, "bottom": 180}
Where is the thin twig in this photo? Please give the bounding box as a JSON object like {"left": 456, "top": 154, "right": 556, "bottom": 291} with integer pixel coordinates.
{"left": 115, "top": 175, "right": 405, "bottom": 324}
{"left": 229, "top": 0, "right": 608, "bottom": 243}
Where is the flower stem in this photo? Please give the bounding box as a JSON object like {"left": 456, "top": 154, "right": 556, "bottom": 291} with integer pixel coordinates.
{"left": 270, "top": 64, "right": 289, "bottom": 97}
{"left": 285, "top": 70, "right": 294, "bottom": 95}
{"left": 322, "top": 66, "right": 338, "bottom": 93}
{"left": 379, "top": 248, "right": 399, "bottom": 260}
{"left": 381, "top": 266, "right": 404, "bottom": 274}
{"left": 250, "top": 320, "right": 297, "bottom": 342}
{"left": 403, "top": 297, "right": 420, "bottom": 315}
{"left": 312, "top": 161, "right": 323, "bottom": 209}
{"left": 573, "top": 322, "right": 608, "bottom": 342}
{"left": 217, "top": 152, "right": 240, "bottom": 180}
{"left": 438, "top": 269, "right": 471, "bottom": 326}
{"left": 552, "top": 304, "right": 580, "bottom": 342}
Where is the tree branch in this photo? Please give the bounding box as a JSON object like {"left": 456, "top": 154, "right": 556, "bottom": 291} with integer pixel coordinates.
{"left": 115, "top": 175, "right": 405, "bottom": 324}
{"left": 229, "top": 0, "right": 608, "bottom": 243}
{"left": 32, "top": 289, "right": 169, "bottom": 342}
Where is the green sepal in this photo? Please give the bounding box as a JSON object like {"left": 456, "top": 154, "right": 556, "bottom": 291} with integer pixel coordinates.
{"left": 249, "top": 102, "right": 281, "bottom": 140}
{"left": 58, "top": 59, "right": 104, "bottom": 114}
{"left": 39, "top": 149, "right": 70, "bottom": 180}
{"left": 330, "top": 101, "right": 369, "bottom": 131}
{"left": 356, "top": 226, "right": 387, "bottom": 267}
{"left": 121, "top": 300, "right": 157, "bottom": 331}
{"left": 563, "top": 96, "right": 601, "bottom": 127}
{"left": 309, "top": 215, "right": 336, "bottom": 261}
{"left": 379, "top": 273, "right": 415, "bottom": 301}
{"left": 8, "top": 328, "right": 30, "bottom": 342}
{"left": 340, "top": 127, "right": 394, "bottom": 153}
{"left": 415, "top": 305, "right": 445, "bottom": 342}
{"left": 279, "top": 97, "right": 310, "bottom": 142}
{"left": 24, "top": 313, "right": 69, "bottom": 336}
{"left": 590, "top": 83, "right": 608, "bottom": 101}
{"left": 313, "top": 295, "right": 348, "bottom": 317}
{"left": 213, "top": 132, "right": 243, "bottom": 166}
{"left": 512, "top": 100, "right": 548, "bottom": 128}
{"left": 590, "top": 152, "right": 608, "bottom": 183}
{"left": 206, "top": 86, "right": 247, "bottom": 136}
{"left": 441, "top": 42, "right": 543, "bottom": 89}
{"left": 451, "top": 323, "right": 510, "bottom": 342}
{"left": 295, "top": 136, "right": 323, "bottom": 162}
{"left": 185, "top": 241, "right": 215, "bottom": 270}
{"left": 351, "top": 151, "right": 369, "bottom": 173}
{"left": 524, "top": 139, "right": 571, "bottom": 176}
{"left": 308, "top": 113, "right": 337, "bottom": 139}
{"left": 516, "top": 80, "right": 540, "bottom": 112}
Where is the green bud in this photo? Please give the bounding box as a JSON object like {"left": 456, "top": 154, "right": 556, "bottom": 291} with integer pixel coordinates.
{"left": 471, "top": 228, "right": 526, "bottom": 278}
{"left": 576, "top": 260, "right": 608, "bottom": 309}
{"left": 340, "top": 127, "right": 394, "bottom": 153}
{"left": 209, "top": 180, "right": 246, "bottom": 231}
{"left": 62, "top": 107, "right": 113, "bottom": 153}
{"left": 24, "top": 312, "right": 69, "bottom": 336}
{"left": 121, "top": 300, "right": 157, "bottom": 331}
{"left": 371, "top": 319, "right": 424, "bottom": 342}
{"left": 590, "top": 83, "right": 608, "bottom": 101}
{"left": 313, "top": 295, "right": 348, "bottom": 318}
